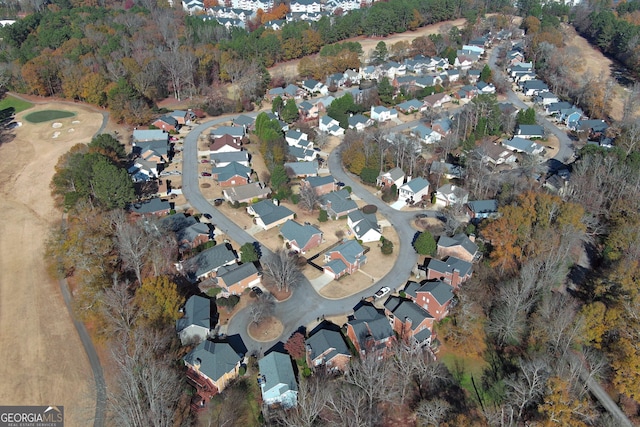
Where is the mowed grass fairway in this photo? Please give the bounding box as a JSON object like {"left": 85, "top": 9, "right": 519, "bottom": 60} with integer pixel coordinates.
{"left": 24, "top": 109, "right": 76, "bottom": 123}
{"left": 0, "top": 95, "right": 33, "bottom": 113}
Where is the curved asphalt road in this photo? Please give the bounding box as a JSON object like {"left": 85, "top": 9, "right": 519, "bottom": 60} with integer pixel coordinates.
{"left": 182, "top": 118, "right": 423, "bottom": 352}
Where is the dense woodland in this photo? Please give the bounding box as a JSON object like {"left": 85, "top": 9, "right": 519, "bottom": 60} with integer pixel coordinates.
{"left": 20, "top": 0, "right": 640, "bottom": 425}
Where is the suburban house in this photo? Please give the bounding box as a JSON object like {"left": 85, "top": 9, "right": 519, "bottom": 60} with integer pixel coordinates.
{"left": 396, "top": 99, "right": 425, "bottom": 114}
{"left": 431, "top": 118, "right": 452, "bottom": 137}
{"left": 301, "top": 175, "right": 336, "bottom": 196}
{"left": 370, "top": 105, "right": 398, "bottom": 122}
{"left": 348, "top": 114, "right": 372, "bottom": 132}
{"left": 323, "top": 239, "right": 367, "bottom": 279}
{"left": 544, "top": 101, "right": 573, "bottom": 116}
{"left": 288, "top": 145, "right": 316, "bottom": 162}
{"left": 132, "top": 129, "right": 169, "bottom": 144}
{"left": 223, "top": 182, "right": 272, "bottom": 204}
{"left": 258, "top": 352, "right": 298, "bottom": 408}
{"left": 411, "top": 124, "right": 442, "bottom": 145}
{"left": 285, "top": 130, "right": 310, "bottom": 148}
{"left": 305, "top": 325, "right": 351, "bottom": 372}
{"left": 345, "top": 302, "right": 396, "bottom": 358}
{"left": 503, "top": 137, "right": 545, "bottom": 155}
{"left": 318, "top": 115, "right": 345, "bottom": 136}
{"left": 209, "top": 135, "right": 243, "bottom": 153}
{"left": 132, "top": 136, "right": 169, "bottom": 164}
{"left": 209, "top": 126, "right": 245, "bottom": 141}
{"left": 183, "top": 340, "right": 244, "bottom": 408}
{"left": 159, "top": 214, "right": 211, "bottom": 250}
{"left": 280, "top": 219, "right": 323, "bottom": 254}
{"left": 215, "top": 262, "right": 261, "bottom": 296}
{"left": 376, "top": 167, "right": 404, "bottom": 189}
{"left": 129, "top": 197, "right": 171, "bottom": 217}
{"left": 521, "top": 79, "right": 549, "bottom": 96}
{"left": 514, "top": 125, "right": 545, "bottom": 140}
{"left": 477, "top": 81, "right": 496, "bottom": 94}
{"left": 481, "top": 142, "right": 518, "bottom": 166}
{"left": 211, "top": 162, "right": 252, "bottom": 187}
{"left": 301, "top": 79, "right": 327, "bottom": 95}
{"left": 246, "top": 199, "right": 295, "bottom": 230}
{"left": 437, "top": 233, "right": 479, "bottom": 263}
{"left": 466, "top": 199, "right": 499, "bottom": 220}
{"left": 181, "top": 244, "right": 238, "bottom": 282}
{"left": 347, "top": 210, "right": 381, "bottom": 243}
{"left": 129, "top": 158, "right": 158, "bottom": 181}
{"left": 232, "top": 114, "right": 255, "bottom": 132}
{"left": 319, "top": 189, "right": 358, "bottom": 219}
{"left": 284, "top": 160, "right": 319, "bottom": 178}
{"left": 535, "top": 92, "right": 559, "bottom": 106}
{"left": 210, "top": 151, "right": 250, "bottom": 168}
{"left": 153, "top": 115, "right": 179, "bottom": 132}
{"left": 435, "top": 184, "right": 469, "bottom": 207}
{"left": 404, "top": 279, "right": 455, "bottom": 321}
{"left": 420, "top": 256, "right": 473, "bottom": 290}
{"left": 383, "top": 296, "right": 434, "bottom": 347}
{"left": 422, "top": 92, "right": 452, "bottom": 109}
{"left": 170, "top": 110, "right": 196, "bottom": 126}
{"left": 398, "top": 177, "right": 431, "bottom": 204}
{"left": 176, "top": 295, "right": 214, "bottom": 345}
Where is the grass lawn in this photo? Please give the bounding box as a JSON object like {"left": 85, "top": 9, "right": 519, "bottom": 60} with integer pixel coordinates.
{"left": 24, "top": 109, "right": 76, "bottom": 123}
{"left": 0, "top": 95, "right": 33, "bottom": 113}
{"left": 440, "top": 351, "right": 490, "bottom": 405}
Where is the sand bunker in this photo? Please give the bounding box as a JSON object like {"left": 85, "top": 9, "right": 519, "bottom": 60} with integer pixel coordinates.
{"left": 68, "top": 128, "right": 75, "bottom": 133}
{"left": 52, "top": 132, "right": 60, "bottom": 139}
{"left": 71, "top": 120, "right": 80, "bottom": 124}
{"left": 52, "top": 122, "right": 62, "bottom": 128}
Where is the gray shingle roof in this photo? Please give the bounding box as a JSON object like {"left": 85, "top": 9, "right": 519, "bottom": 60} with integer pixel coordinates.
{"left": 177, "top": 295, "right": 212, "bottom": 332}
{"left": 321, "top": 190, "right": 357, "bottom": 216}
{"left": 324, "top": 259, "right": 347, "bottom": 275}
{"left": 384, "top": 296, "right": 433, "bottom": 329}
{"left": 211, "top": 161, "right": 252, "bottom": 182}
{"left": 425, "top": 256, "right": 472, "bottom": 278}
{"left": 377, "top": 166, "right": 404, "bottom": 182}
{"left": 160, "top": 213, "right": 196, "bottom": 232}
{"left": 328, "top": 240, "right": 365, "bottom": 265}
{"left": 467, "top": 199, "right": 498, "bottom": 214}
{"left": 349, "top": 303, "right": 394, "bottom": 343}
{"left": 184, "top": 340, "right": 241, "bottom": 383}
{"left": 129, "top": 198, "right": 170, "bottom": 214}
{"left": 183, "top": 245, "right": 237, "bottom": 281}
{"left": 417, "top": 280, "right": 454, "bottom": 305}
{"left": 305, "top": 175, "right": 334, "bottom": 188}
{"left": 250, "top": 199, "right": 295, "bottom": 226}
{"left": 306, "top": 329, "right": 350, "bottom": 362}
{"left": 347, "top": 210, "right": 380, "bottom": 239}
{"left": 280, "top": 220, "right": 322, "bottom": 249}
{"left": 402, "top": 177, "right": 430, "bottom": 193}
{"left": 284, "top": 160, "right": 318, "bottom": 177}
{"left": 177, "top": 222, "right": 211, "bottom": 244}
{"left": 210, "top": 151, "right": 249, "bottom": 165}
{"left": 258, "top": 351, "right": 297, "bottom": 395}
{"left": 216, "top": 262, "right": 258, "bottom": 286}
{"left": 438, "top": 233, "right": 478, "bottom": 257}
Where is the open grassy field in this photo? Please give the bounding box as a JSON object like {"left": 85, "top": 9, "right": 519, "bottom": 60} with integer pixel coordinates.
{"left": 0, "top": 94, "right": 34, "bottom": 113}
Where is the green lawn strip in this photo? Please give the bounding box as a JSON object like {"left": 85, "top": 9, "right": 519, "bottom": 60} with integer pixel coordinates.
{"left": 0, "top": 95, "right": 34, "bottom": 113}
{"left": 439, "top": 352, "right": 491, "bottom": 406}
{"left": 24, "top": 110, "right": 76, "bottom": 123}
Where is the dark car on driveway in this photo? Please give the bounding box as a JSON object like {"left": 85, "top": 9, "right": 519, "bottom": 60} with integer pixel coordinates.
{"left": 214, "top": 198, "right": 224, "bottom": 206}
{"left": 203, "top": 213, "right": 212, "bottom": 219}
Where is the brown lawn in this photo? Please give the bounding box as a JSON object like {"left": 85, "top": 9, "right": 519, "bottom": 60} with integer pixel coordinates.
{"left": 563, "top": 24, "right": 630, "bottom": 122}
{"left": 0, "top": 102, "right": 117, "bottom": 426}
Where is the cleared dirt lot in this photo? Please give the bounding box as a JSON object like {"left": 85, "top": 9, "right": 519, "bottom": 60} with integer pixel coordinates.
{"left": 0, "top": 103, "right": 104, "bottom": 425}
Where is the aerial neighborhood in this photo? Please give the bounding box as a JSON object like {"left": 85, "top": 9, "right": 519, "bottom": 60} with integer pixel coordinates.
{"left": 8, "top": 0, "right": 640, "bottom": 425}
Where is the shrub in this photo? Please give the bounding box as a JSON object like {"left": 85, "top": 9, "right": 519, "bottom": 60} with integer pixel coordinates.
{"left": 291, "top": 194, "right": 300, "bottom": 204}
{"left": 318, "top": 209, "right": 328, "bottom": 222}
{"left": 359, "top": 168, "right": 378, "bottom": 184}
{"left": 381, "top": 237, "right": 394, "bottom": 255}
{"left": 217, "top": 295, "right": 240, "bottom": 308}
{"left": 414, "top": 231, "right": 436, "bottom": 255}
{"left": 362, "top": 204, "right": 377, "bottom": 214}
{"left": 343, "top": 186, "right": 352, "bottom": 193}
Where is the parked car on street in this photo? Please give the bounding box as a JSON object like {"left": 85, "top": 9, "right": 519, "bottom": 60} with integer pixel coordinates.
{"left": 201, "top": 172, "right": 211, "bottom": 177}
{"left": 374, "top": 287, "right": 391, "bottom": 299}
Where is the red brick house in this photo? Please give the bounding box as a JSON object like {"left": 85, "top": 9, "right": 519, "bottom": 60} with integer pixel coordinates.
{"left": 436, "top": 233, "right": 479, "bottom": 263}
{"left": 419, "top": 256, "right": 473, "bottom": 290}
{"left": 346, "top": 302, "right": 396, "bottom": 358}
{"left": 211, "top": 162, "right": 252, "bottom": 188}
{"left": 129, "top": 197, "right": 171, "bottom": 218}
{"left": 152, "top": 115, "right": 178, "bottom": 132}
{"left": 215, "top": 262, "right": 261, "bottom": 296}
{"left": 404, "top": 280, "right": 454, "bottom": 321}
{"left": 383, "top": 296, "right": 434, "bottom": 347}
{"left": 280, "top": 219, "right": 323, "bottom": 254}
{"left": 301, "top": 175, "right": 336, "bottom": 196}
{"left": 323, "top": 240, "right": 366, "bottom": 280}
{"left": 306, "top": 324, "right": 351, "bottom": 373}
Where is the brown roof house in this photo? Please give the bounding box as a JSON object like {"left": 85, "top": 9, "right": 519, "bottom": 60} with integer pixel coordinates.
{"left": 306, "top": 323, "right": 351, "bottom": 373}
{"left": 247, "top": 199, "right": 295, "bottom": 230}
{"left": 404, "top": 279, "right": 455, "bottom": 321}
{"left": 279, "top": 219, "right": 323, "bottom": 254}
{"left": 209, "top": 134, "right": 243, "bottom": 153}
{"left": 383, "top": 295, "right": 434, "bottom": 347}
{"left": 323, "top": 239, "right": 366, "bottom": 280}
{"left": 215, "top": 262, "right": 261, "bottom": 297}
{"left": 436, "top": 233, "right": 479, "bottom": 263}
{"left": 346, "top": 302, "right": 396, "bottom": 358}
{"left": 419, "top": 256, "right": 473, "bottom": 290}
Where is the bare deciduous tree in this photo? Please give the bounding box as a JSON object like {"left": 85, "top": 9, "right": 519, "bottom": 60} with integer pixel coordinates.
{"left": 416, "top": 398, "right": 451, "bottom": 427}
{"left": 111, "top": 210, "right": 153, "bottom": 284}
{"left": 99, "top": 273, "right": 138, "bottom": 337}
{"left": 344, "top": 353, "right": 395, "bottom": 412}
{"left": 504, "top": 357, "right": 549, "bottom": 421}
{"left": 276, "top": 375, "right": 330, "bottom": 427}
{"left": 249, "top": 293, "right": 275, "bottom": 325}
{"left": 325, "top": 383, "right": 375, "bottom": 427}
{"left": 262, "top": 249, "right": 304, "bottom": 292}
{"left": 298, "top": 184, "right": 320, "bottom": 212}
